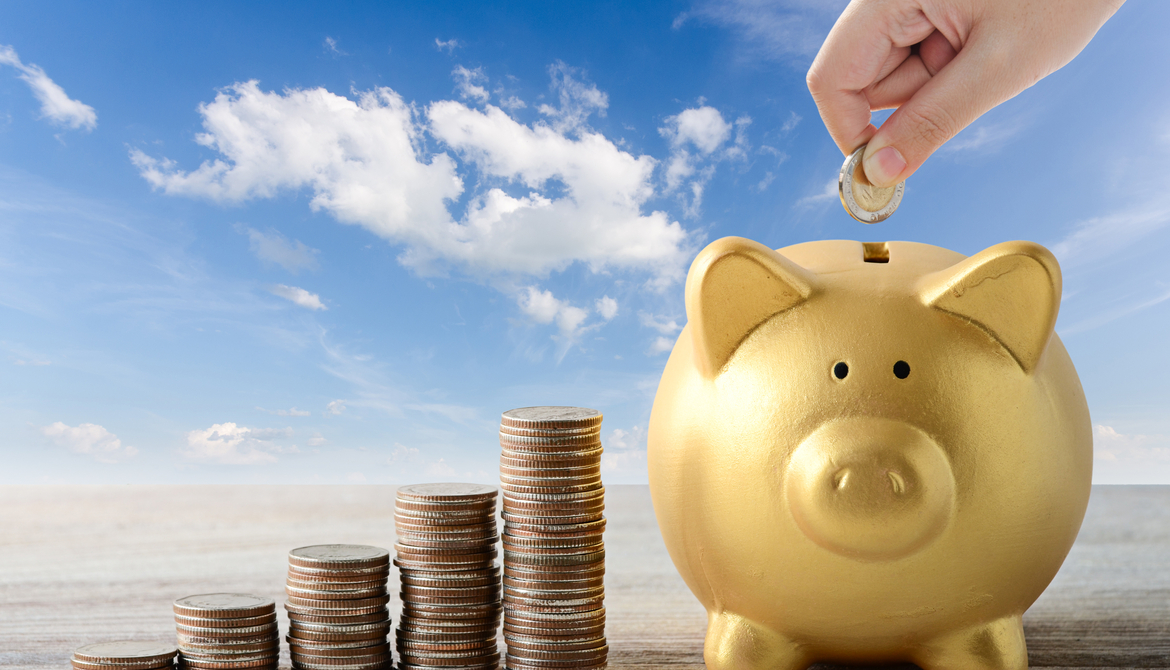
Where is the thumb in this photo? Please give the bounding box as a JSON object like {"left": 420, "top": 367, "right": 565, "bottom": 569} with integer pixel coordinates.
{"left": 862, "top": 44, "right": 1016, "bottom": 188}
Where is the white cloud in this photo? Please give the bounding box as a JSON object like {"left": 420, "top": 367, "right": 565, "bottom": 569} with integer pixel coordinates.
{"left": 639, "top": 311, "right": 682, "bottom": 335}
{"left": 42, "top": 422, "right": 136, "bottom": 463}
{"left": 14, "top": 358, "right": 51, "bottom": 366}
{"left": 648, "top": 336, "right": 676, "bottom": 355}
{"left": 518, "top": 286, "right": 589, "bottom": 338}
{"left": 674, "top": 1, "right": 846, "bottom": 63}
{"left": 661, "top": 106, "right": 732, "bottom": 154}
{"left": 388, "top": 442, "right": 420, "bottom": 463}
{"left": 323, "top": 37, "right": 346, "bottom": 56}
{"left": 659, "top": 106, "right": 744, "bottom": 217}
{"left": 942, "top": 119, "right": 1025, "bottom": 154}
{"left": 602, "top": 425, "right": 648, "bottom": 480}
{"left": 131, "top": 77, "right": 691, "bottom": 287}
{"left": 537, "top": 61, "right": 608, "bottom": 134}
{"left": 240, "top": 226, "right": 319, "bottom": 273}
{"left": 435, "top": 38, "right": 460, "bottom": 53}
{"left": 258, "top": 406, "right": 311, "bottom": 417}
{"left": 426, "top": 458, "right": 457, "bottom": 477}
{"left": 325, "top": 399, "right": 347, "bottom": 416}
{"left": 452, "top": 65, "right": 489, "bottom": 104}
{"left": 0, "top": 45, "right": 97, "bottom": 131}
{"left": 595, "top": 295, "right": 618, "bottom": 320}
{"left": 307, "top": 434, "right": 327, "bottom": 447}
{"left": 183, "top": 422, "right": 295, "bottom": 465}
{"left": 1093, "top": 425, "right": 1170, "bottom": 484}
{"left": 796, "top": 178, "right": 837, "bottom": 207}
{"left": 269, "top": 284, "right": 326, "bottom": 310}
{"left": 1051, "top": 206, "right": 1170, "bottom": 270}
{"left": 780, "top": 111, "right": 801, "bottom": 134}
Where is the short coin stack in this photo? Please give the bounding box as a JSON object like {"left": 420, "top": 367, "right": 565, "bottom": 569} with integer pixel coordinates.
{"left": 173, "top": 594, "right": 279, "bottom": 669}
{"left": 394, "top": 483, "right": 502, "bottom": 670}
{"left": 71, "top": 642, "right": 177, "bottom": 670}
{"left": 499, "top": 407, "right": 607, "bottom": 670}
{"left": 285, "top": 544, "right": 393, "bottom": 670}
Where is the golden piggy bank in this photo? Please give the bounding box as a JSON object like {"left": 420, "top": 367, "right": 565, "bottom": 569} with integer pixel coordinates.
{"left": 647, "top": 237, "right": 1091, "bottom": 670}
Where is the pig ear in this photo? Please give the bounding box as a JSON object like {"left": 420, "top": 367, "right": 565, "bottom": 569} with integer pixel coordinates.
{"left": 685, "top": 237, "right": 817, "bottom": 377}
{"left": 918, "top": 241, "right": 1061, "bottom": 373}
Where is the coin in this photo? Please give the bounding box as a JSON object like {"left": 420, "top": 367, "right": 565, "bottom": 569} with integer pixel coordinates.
{"left": 173, "top": 595, "right": 274, "bottom": 620}
{"left": 498, "top": 406, "right": 608, "bottom": 669}
{"left": 172, "top": 593, "right": 279, "bottom": 670}
{"left": 839, "top": 143, "right": 904, "bottom": 224}
{"left": 283, "top": 544, "right": 392, "bottom": 669}
{"left": 396, "top": 483, "right": 499, "bottom": 501}
{"left": 72, "top": 642, "right": 178, "bottom": 666}
{"left": 288, "top": 545, "right": 390, "bottom": 570}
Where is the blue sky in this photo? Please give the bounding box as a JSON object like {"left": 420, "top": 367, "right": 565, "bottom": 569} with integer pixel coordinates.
{"left": 2, "top": 1, "right": 1167, "bottom": 485}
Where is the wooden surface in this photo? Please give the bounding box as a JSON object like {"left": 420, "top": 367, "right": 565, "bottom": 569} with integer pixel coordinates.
{"left": 1, "top": 485, "right": 1168, "bottom": 669}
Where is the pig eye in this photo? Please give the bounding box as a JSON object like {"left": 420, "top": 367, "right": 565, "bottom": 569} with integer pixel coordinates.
{"left": 893, "top": 360, "right": 910, "bottom": 379}
{"left": 833, "top": 362, "right": 849, "bottom": 380}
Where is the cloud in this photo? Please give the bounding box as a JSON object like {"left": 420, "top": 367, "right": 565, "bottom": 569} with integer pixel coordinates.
{"left": 595, "top": 295, "right": 618, "bottom": 320}
{"left": 639, "top": 311, "right": 682, "bottom": 335}
{"left": 347, "top": 471, "right": 367, "bottom": 482}
{"left": 268, "top": 284, "right": 326, "bottom": 310}
{"left": 796, "top": 178, "right": 837, "bottom": 207}
{"left": 659, "top": 105, "right": 746, "bottom": 217}
{"left": 675, "top": 0, "right": 846, "bottom": 64}
{"left": 307, "top": 434, "right": 327, "bottom": 447}
{"left": 537, "top": 61, "right": 608, "bottom": 134}
{"left": 941, "top": 119, "right": 1025, "bottom": 154}
{"left": 780, "top": 111, "right": 801, "bottom": 134}
{"left": 0, "top": 45, "right": 97, "bottom": 131}
{"left": 323, "top": 37, "right": 347, "bottom": 56}
{"left": 14, "top": 358, "right": 51, "bottom": 366}
{"left": 258, "top": 406, "right": 311, "bottom": 417}
{"left": 239, "top": 226, "right": 320, "bottom": 273}
{"left": 452, "top": 65, "right": 489, "bottom": 104}
{"left": 435, "top": 38, "right": 460, "bottom": 53}
{"left": 602, "top": 425, "right": 648, "bottom": 480}
{"left": 183, "top": 422, "right": 295, "bottom": 465}
{"left": 648, "top": 336, "right": 676, "bottom": 355}
{"left": 131, "top": 77, "right": 691, "bottom": 287}
{"left": 1094, "top": 424, "right": 1170, "bottom": 462}
{"left": 518, "top": 286, "right": 590, "bottom": 338}
{"left": 325, "top": 399, "right": 347, "bottom": 416}
{"left": 661, "top": 106, "right": 732, "bottom": 154}
{"left": 42, "top": 422, "right": 137, "bottom": 463}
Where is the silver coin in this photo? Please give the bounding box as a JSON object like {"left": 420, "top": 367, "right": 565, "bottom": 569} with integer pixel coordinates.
{"left": 839, "top": 144, "right": 904, "bottom": 224}
{"left": 289, "top": 545, "right": 390, "bottom": 567}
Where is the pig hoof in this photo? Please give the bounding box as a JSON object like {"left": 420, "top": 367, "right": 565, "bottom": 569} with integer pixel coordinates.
{"left": 704, "top": 611, "right": 808, "bottom": 670}
{"left": 914, "top": 615, "right": 1028, "bottom": 670}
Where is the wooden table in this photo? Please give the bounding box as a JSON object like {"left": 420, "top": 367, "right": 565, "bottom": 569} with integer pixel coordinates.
{"left": 2, "top": 485, "right": 1167, "bottom": 669}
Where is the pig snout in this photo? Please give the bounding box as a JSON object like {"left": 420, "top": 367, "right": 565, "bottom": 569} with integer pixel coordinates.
{"left": 785, "top": 418, "right": 955, "bottom": 561}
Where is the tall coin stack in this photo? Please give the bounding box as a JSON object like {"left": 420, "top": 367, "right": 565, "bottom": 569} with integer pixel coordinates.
{"left": 71, "top": 642, "right": 177, "bottom": 670}
{"left": 285, "top": 545, "right": 392, "bottom": 670}
{"left": 498, "top": 407, "right": 607, "bottom": 670}
{"left": 394, "top": 483, "right": 502, "bottom": 670}
{"left": 173, "top": 594, "right": 279, "bottom": 669}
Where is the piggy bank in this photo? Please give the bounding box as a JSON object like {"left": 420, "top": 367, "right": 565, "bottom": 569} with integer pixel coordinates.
{"left": 647, "top": 237, "right": 1091, "bottom": 670}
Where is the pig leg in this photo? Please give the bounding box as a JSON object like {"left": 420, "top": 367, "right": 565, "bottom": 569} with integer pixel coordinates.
{"left": 913, "top": 614, "right": 1028, "bottom": 670}
{"left": 704, "top": 611, "right": 809, "bottom": 670}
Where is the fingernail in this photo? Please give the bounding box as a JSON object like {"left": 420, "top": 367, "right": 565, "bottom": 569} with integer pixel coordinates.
{"left": 863, "top": 146, "right": 907, "bottom": 188}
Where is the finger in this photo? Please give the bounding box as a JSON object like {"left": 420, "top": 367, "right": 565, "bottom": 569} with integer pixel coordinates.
{"left": 862, "top": 42, "right": 1020, "bottom": 188}
{"left": 807, "top": 0, "right": 938, "bottom": 155}
{"left": 918, "top": 29, "right": 958, "bottom": 76}
{"left": 863, "top": 54, "right": 932, "bottom": 110}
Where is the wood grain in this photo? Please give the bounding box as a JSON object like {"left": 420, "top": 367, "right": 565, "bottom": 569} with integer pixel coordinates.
{"left": 1, "top": 485, "right": 1167, "bottom": 669}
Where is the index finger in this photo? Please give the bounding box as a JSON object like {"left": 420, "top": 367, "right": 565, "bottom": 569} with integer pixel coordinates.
{"left": 807, "top": 0, "right": 938, "bottom": 154}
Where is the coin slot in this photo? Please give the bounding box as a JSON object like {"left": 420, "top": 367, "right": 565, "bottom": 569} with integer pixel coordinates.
{"left": 863, "top": 242, "right": 890, "bottom": 263}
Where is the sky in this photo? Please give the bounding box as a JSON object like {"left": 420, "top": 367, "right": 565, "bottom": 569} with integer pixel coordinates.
{"left": 1, "top": 1, "right": 1168, "bottom": 485}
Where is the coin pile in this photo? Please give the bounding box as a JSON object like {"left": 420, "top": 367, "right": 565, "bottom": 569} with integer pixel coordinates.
{"left": 394, "top": 483, "right": 502, "bottom": 670}
{"left": 173, "top": 594, "right": 279, "bottom": 669}
{"left": 499, "top": 407, "right": 608, "bottom": 670}
{"left": 285, "top": 544, "right": 392, "bottom": 670}
{"left": 71, "top": 641, "right": 177, "bottom": 670}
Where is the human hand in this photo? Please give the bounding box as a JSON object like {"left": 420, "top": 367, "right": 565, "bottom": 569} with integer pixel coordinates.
{"left": 807, "top": 0, "right": 1124, "bottom": 188}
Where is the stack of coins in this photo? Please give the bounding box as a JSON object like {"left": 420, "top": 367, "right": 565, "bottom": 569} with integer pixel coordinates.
{"left": 394, "top": 483, "right": 502, "bottom": 670}
{"left": 285, "top": 545, "right": 392, "bottom": 670}
{"left": 499, "top": 407, "right": 607, "bottom": 670}
{"left": 71, "top": 642, "right": 177, "bottom": 670}
{"left": 173, "top": 594, "right": 279, "bottom": 669}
